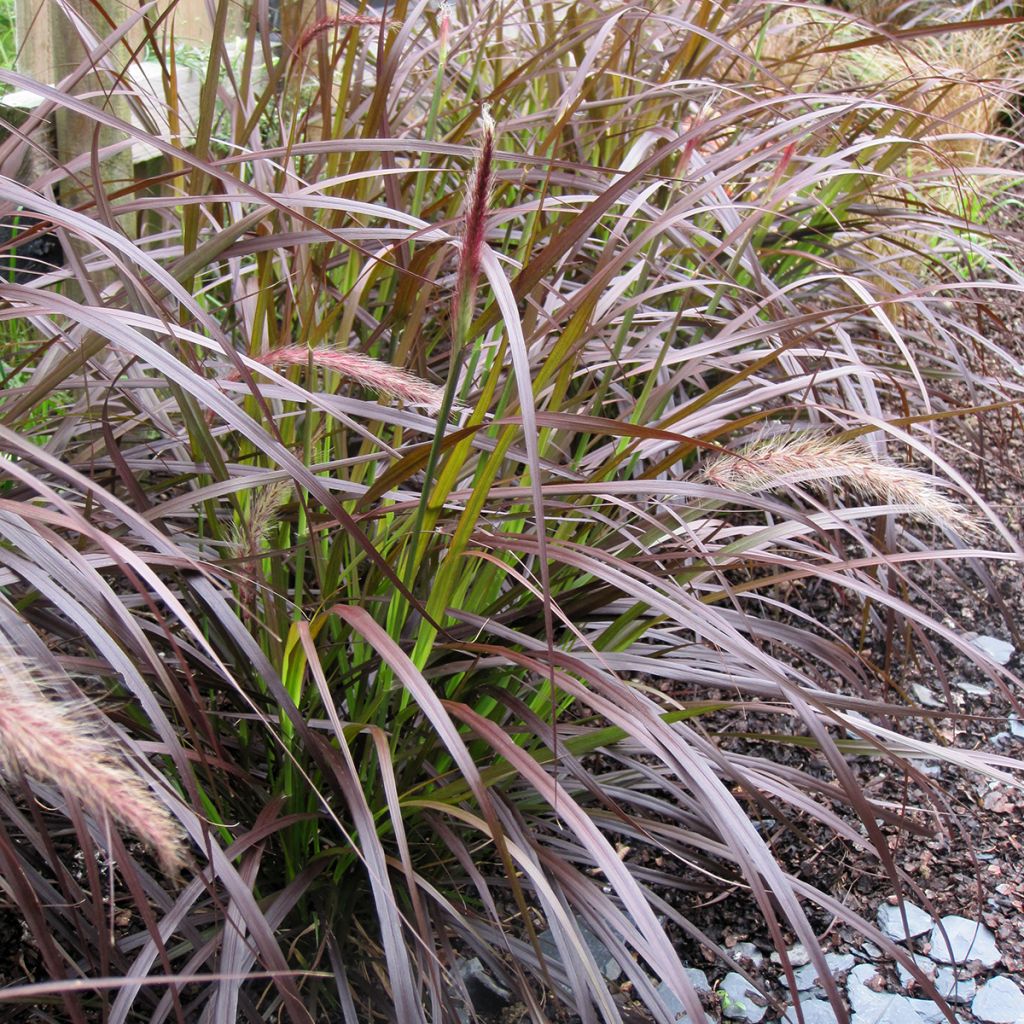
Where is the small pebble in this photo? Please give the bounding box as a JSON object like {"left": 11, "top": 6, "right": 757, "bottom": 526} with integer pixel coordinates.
{"left": 771, "top": 943, "right": 811, "bottom": 968}
{"left": 969, "top": 635, "right": 1015, "bottom": 665}
{"left": 955, "top": 680, "right": 991, "bottom": 697}
{"left": 937, "top": 968, "right": 976, "bottom": 1006}
{"left": 848, "top": 963, "right": 892, "bottom": 1015}
{"left": 455, "top": 958, "right": 513, "bottom": 1018}
{"left": 895, "top": 953, "right": 936, "bottom": 989}
{"left": 782, "top": 954, "right": 857, "bottom": 996}
{"left": 733, "top": 942, "right": 765, "bottom": 970}
{"left": 897, "top": 956, "right": 975, "bottom": 1005}
{"left": 684, "top": 967, "right": 712, "bottom": 998}
{"left": 538, "top": 918, "right": 621, "bottom": 980}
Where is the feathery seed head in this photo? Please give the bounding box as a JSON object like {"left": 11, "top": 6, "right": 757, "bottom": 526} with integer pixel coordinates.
{"left": 230, "top": 479, "right": 293, "bottom": 564}
{"left": 704, "top": 433, "right": 982, "bottom": 537}
{"left": 296, "top": 14, "right": 390, "bottom": 56}
{"left": 0, "top": 644, "right": 187, "bottom": 878}
{"left": 255, "top": 346, "right": 445, "bottom": 414}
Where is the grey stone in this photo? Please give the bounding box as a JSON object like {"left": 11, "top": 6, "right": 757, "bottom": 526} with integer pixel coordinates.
{"left": 771, "top": 943, "right": 811, "bottom": 968}
{"left": 928, "top": 916, "right": 1000, "bottom": 968}
{"left": 719, "top": 972, "right": 768, "bottom": 1023}
{"left": 895, "top": 954, "right": 936, "bottom": 989}
{"left": 851, "top": 994, "right": 925, "bottom": 1024}
{"left": 1009, "top": 716, "right": 1024, "bottom": 740}
{"left": 970, "top": 635, "right": 1015, "bottom": 665}
{"left": 848, "top": 963, "right": 892, "bottom": 1015}
{"left": 685, "top": 967, "right": 712, "bottom": 998}
{"left": 782, "top": 954, "right": 857, "bottom": 997}
{"left": 907, "top": 998, "right": 948, "bottom": 1024}
{"left": 538, "top": 918, "right": 621, "bottom": 980}
{"left": 912, "top": 684, "right": 942, "bottom": 708}
{"left": 656, "top": 980, "right": 711, "bottom": 1024}
{"left": 936, "top": 968, "right": 976, "bottom": 1006}
{"left": 455, "top": 958, "right": 513, "bottom": 1018}
{"left": 826, "top": 952, "right": 857, "bottom": 975}
{"left": 878, "top": 901, "right": 933, "bottom": 941}
{"left": 789, "top": 963, "right": 822, "bottom": 992}
{"left": 733, "top": 942, "right": 765, "bottom": 969}
{"left": 861, "top": 941, "right": 884, "bottom": 960}
{"left": 899, "top": 958, "right": 974, "bottom": 1003}
{"left": 955, "top": 680, "right": 991, "bottom": 697}
{"left": 781, "top": 999, "right": 841, "bottom": 1024}
{"left": 973, "top": 976, "right": 1024, "bottom": 1024}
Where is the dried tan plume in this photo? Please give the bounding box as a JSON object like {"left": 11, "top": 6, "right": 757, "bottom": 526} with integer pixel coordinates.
{"left": 229, "top": 480, "right": 293, "bottom": 607}
{"left": 704, "top": 433, "right": 981, "bottom": 537}
{"left": 0, "top": 645, "right": 186, "bottom": 877}
{"left": 254, "top": 346, "right": 445, "bottom": 414}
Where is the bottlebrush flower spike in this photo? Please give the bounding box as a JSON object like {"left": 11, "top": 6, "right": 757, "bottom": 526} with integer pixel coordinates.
{"left": 255, "top": 346, "right": 445, "bottom": 414}
{"left": 0, "top": 644, "right": 187, "bottom": 877}
{"left": 704, "top": 433, "right": 982, "bottom": 537}
{"left": 454, "top": 106, "right": 496, "bottom": 315}
{"left": 296, "top": 14, "right": 390, "bottom": 55}
{"left": 437, "top": 0, "right": 453, "bottom": 61}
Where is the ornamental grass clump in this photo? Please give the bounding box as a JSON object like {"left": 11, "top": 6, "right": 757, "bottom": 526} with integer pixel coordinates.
{"left": 0, "top": 0, "right": 1021, "bottom": 1020}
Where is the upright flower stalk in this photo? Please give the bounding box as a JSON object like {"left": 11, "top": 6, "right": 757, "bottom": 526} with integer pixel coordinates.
{"left": 430, "top": 107, "right": 495, "bottom": 477}
{"left": 403, "top": 110, "right": 496, "bottom": 597}
{"left": 0, "top": 644, "right": 186, "bottom": 877}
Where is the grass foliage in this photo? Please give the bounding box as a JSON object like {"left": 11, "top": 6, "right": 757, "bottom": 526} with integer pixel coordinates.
{"left": 0, "top": 0, "right": 1022, "bottom": 1021}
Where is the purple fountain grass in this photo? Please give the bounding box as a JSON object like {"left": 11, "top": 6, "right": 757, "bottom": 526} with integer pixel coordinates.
{"left": 0, "top": 645, "right": 186, "bottom": 877}
{"left": 253, "top": 346, "right": 445, "bottom": 414}
{"left": 704, "top": 432, "right": 982, "bottom": 537}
